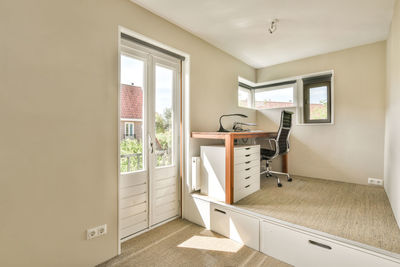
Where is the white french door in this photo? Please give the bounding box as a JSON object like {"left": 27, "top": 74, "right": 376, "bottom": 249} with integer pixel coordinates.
{"left": 119, "top": 38, "right": 180, "bottom": 240}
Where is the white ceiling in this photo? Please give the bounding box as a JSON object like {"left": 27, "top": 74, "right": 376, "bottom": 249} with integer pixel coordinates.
{"left": 131, "top": 0, "right": 395, "bottom": 68}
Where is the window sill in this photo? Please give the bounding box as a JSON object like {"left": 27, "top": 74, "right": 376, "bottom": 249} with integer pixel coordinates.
{"left": 256, "top": 106, "right": 296, "bottom": 111}
{"left": 296, "top": 122, "right": 334, "bottom": 126}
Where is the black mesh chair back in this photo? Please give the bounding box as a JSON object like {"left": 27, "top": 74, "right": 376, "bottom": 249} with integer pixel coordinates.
{"left": 276, "top": 110, "right": 293, "bottom": 155}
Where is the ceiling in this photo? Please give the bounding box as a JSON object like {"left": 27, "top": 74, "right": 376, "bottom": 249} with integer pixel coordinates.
{"left": 131, "top": 0, "right": 395, "bottom": 68}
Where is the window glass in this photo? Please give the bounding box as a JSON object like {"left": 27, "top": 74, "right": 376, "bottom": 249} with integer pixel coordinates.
{"left": 120, "top": 55, "right": 144, "bottom": 173}
{"left": 303, "top": 80, "right": 331, "bottom": 123}
{"left": 254, "top": 87, "right": 294, "bottom": 109}
{"left": 238, "top": 87, "right": 251, "bottom": 108}
{"left": 309, "top": 86, "right": 328, "bottom": 120}
{"left": 155, "top": 65, "right": 174, "bottom": 167}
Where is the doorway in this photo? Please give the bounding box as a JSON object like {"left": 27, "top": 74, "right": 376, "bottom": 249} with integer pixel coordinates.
{"left": 119, "top": 36, "right": 181, "bottom": 240}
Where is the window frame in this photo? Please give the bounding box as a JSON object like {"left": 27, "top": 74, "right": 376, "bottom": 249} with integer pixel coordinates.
{"left": 303, "top": 81, "right": 332, "bottom": 124}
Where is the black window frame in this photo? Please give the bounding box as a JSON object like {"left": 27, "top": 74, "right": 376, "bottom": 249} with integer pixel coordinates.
{"left": 303, "top": 75, "right": 332, "bottom": 124}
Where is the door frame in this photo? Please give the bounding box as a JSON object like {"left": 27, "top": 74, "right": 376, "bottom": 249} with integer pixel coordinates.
{"left": 117, "top": 26, "right": 191, "bottom": 254}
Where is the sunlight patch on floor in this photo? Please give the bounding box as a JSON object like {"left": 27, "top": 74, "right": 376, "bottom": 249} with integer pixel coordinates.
{"left": 177, "top": 235, "right": 243, "bottom": 253}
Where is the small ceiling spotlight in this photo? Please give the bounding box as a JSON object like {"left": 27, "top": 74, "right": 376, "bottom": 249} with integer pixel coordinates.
{"left": 268, "top": 19, "right": 279, "bottom": 34}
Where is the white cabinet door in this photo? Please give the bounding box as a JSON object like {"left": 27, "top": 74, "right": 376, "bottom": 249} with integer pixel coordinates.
{"left": 230, "top": 210, "right": 260, "bottom": 250}
{"left": 260, "top": 220, "right": 400, "bottom": 267}
{"left": 210, "top": 204, "right": 230, "bottom": 237}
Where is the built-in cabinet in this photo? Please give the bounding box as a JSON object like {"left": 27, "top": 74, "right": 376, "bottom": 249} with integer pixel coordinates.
{"left": 210, "top": 203, "right": 259, "bottom": 250}
{"left": 260, "top": 220, "right": 400, "bottom": 267}
{"left": 190, "top": 198, "right": 400, "bottom": 267}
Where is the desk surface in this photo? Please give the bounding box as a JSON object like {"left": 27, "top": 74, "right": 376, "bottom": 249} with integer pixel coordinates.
{"left": 191, "top": 131, "right": 276, "bottom": 139}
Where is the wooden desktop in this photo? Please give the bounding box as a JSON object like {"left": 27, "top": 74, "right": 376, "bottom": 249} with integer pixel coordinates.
{"left": 191, "top": 131, "right": 288, "bottom": 204}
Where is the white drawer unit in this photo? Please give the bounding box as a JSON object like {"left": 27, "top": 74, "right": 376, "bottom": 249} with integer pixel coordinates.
{"left": 260, "top": 220, "right": 400, "bottom": 267}
{"left": 200, "top": 145, "right": 260, "bottom": 202}
{"left": 210, "top": 203, "right": 260, "bottom": 250}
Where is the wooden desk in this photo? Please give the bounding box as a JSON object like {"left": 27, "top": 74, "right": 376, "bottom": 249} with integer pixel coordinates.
{"left": 191, "top": 131, "right": 288, "bottom": 204}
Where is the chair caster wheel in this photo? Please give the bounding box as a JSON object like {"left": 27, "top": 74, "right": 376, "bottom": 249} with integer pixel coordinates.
{"left": 277, "top": 183, "right": 282, "bottom": 187}
{"left": 287, "top": 177, "right": 292, "bottom": 182}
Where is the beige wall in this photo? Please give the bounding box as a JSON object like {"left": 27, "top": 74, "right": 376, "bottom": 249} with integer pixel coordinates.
{"left": 385, "top": 0, "right": 400, "bottom": 227}
{"left": 256, "top": 42, "right": 386, "bottom": 185}
{"left": 0, "top": 1, "right": 255, "bottom": 266}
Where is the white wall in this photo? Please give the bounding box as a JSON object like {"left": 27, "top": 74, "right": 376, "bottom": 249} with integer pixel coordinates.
{"left": 0, "top": 1, "right": 255, "bottom": 266}
{"left": 385, "top": 0, "right": 400, "bottom": 227}
{"left": 256, "top": 42, "right": 386, "bottom": 185}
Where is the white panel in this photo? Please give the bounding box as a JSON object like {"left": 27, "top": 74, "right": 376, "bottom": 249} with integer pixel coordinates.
{"left": 154, "top": 176, "right": 176, "bottom": 189}
{"left": 155, "top": 184, "right": 176, "bottom": 198}
{"left": 229, "top": 211, "right": 260, "bottom": 250}
{"left": 120, "top": 220, "right": 148, "bottom": 239}
{"left": 120, "top": 193, "right": 147, "bottom": 209}
{"left": 234, "top": 153, "right": 259, "bottom": 164}
{"left": 210, "top": 204, "right": 230, "bottom": 238}
{"left": 120, "top": 212, "right": 147, "bottom": 229}
{"left": 120, "top": 174, "right": 147, "bottom": 188}
{"left": 155, "top": 193, "right": 176, "bottom": 206}
{"left": 120, "top": 183, "right": 147, "bottom": 198}
{"left": 260, "top": 221, "right": 400, "bottom": 267}
{"left": 121, "top": 202, "right": 147, "bottom": 219}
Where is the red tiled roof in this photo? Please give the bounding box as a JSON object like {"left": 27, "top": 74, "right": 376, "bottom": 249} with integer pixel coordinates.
{"left": 121, "top": 84, "right": 143, "bottom": 119}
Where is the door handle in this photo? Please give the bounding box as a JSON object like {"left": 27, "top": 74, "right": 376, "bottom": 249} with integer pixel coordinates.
{"left": 149, "top": 135, "right": 154, "bottom": 154}
{"left": 308, "top": 240, "right": 332, "bottom": 250}
{"left": 214, "top": 208, "right": 226, "bottom": 214}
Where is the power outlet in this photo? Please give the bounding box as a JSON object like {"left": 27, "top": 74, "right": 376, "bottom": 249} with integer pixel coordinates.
{"left": 97, "top": 224, "right": 107, "bottom": 236}
{"left": 87, "top": 227, "right": 98, "bottom": 240}
{"left": 87, "top": 224, "right": 107, "bottom": 240}
{"left": 368, "top": 178, "right": 383, "bottom": 186}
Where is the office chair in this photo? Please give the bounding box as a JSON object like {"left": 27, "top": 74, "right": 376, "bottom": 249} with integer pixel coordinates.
{"left": 260, "top": 110, "right": 293, "bottom": 187}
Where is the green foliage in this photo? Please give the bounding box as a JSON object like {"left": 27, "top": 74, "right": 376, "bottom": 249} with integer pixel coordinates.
{"left": 155, "top": 108, "right": 172, "bottom": 166}
{"left": 120, "top": 108, "right": 173, "bottom": 172}
{"left": 120, "top": 138, "right": 142, "bottom": 155}
{"left": 310, "top": 101, "right": 328, "bottom": 120}
{"left": 120, "top": 138, "right": 143, "bottom": 172}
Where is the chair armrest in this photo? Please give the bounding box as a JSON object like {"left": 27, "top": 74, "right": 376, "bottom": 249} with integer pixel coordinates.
{"left": 265, "top": 138, "right": 279, "bottom": 153}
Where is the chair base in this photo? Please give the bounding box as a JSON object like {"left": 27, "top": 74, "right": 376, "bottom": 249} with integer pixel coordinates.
{"left": 260, "top": 160, "right": 292, "bottom": 187}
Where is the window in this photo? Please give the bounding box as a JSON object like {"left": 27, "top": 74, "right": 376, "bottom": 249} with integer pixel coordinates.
{"left": 125, "top": 122, "right": 134, "bottom": 137}
{"left": 238, "top": 86, "right": 252, "bottom": 108}
{"left": 303, "top": 75, "right": 332, "bottom": 123}
{"left": 254, "top": 84, "right": 295, "bottom": 109}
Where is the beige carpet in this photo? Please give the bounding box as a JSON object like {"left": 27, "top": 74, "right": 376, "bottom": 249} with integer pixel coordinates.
{"left": 235, "top": 175, "right": 400, "bottom": 254}
{"left": 98, "top": 219, "right": 290, "bottom": 267}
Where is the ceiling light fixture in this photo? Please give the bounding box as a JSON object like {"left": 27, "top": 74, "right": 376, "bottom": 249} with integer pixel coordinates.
{"left": 268, "top": 19, "right": 279, "bottom": 34}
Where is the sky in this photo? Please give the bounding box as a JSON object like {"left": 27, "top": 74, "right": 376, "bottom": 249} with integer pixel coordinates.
{"left": 121, "top": 55, "right": 173, "bottom": 114}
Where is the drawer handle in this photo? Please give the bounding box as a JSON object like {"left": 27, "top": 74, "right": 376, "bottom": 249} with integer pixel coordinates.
{"left": 245, "top": 185, "right": 250, "bottom": 188}
{"left": 245, "top": 161, "right": 251, "bottom": 164}
{"left": 245, "top": 168, "right": 251, "bottom": 171}
{"left": 214, "top": 208, "right": 226, "bottom": 214}
{"left": 245, "top": 154, "right": 251, "bottom": 157}
{"left": 245, "top": 147, "right": 251, "bottom": 150}
{"left": 308, "top": 240, "right": 332, "bottom": 250}
{"left": 245, "top": 176, "right": 251, "bottom": 180}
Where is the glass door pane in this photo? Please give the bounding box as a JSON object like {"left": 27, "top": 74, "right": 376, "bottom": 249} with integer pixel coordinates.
{"left": 154, "top": 65, "right": 174, "bottom": 167}
{"left": 120, "top": 55, "right": 145, "bottom": 173}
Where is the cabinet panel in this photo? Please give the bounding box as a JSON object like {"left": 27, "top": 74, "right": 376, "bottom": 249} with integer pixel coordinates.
{"left": 230, "top": 211, "right": 260, "bottom": 250}
{"left": 210, "top": 204, "right": 230, "bottom": 237}
{"left": 260, "top": 220, "right": 400, "bottom": 267}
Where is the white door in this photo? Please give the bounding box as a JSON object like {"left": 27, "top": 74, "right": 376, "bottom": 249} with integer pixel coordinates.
{"left": 149, "top": 56, "right": 180, "bottom": 226}
{"left": 119, "top": 39, "right": 180, "bottom": 240}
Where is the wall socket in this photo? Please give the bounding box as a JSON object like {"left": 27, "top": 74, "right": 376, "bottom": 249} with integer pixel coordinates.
{"left": 368, "top": 178, "right": 383, "bottom": 186}
{"left": 87, "top": 224, "right": 107, "bottom": 240}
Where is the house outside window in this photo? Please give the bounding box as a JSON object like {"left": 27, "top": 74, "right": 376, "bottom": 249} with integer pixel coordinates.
{"left": 125, "top": 122, "right": 135, "bottom": 137}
